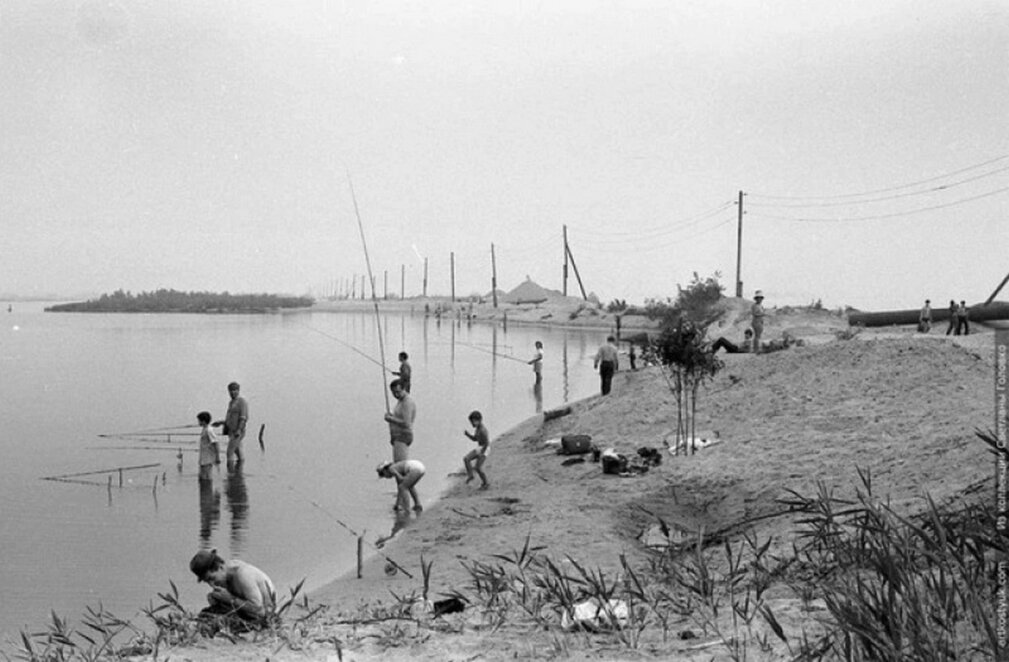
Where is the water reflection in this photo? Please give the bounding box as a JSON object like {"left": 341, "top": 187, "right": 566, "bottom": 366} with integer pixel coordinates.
{"left": 225, "top": 463, "right": 249, "bottom": 554}
{"left": 198, "top": 478, "right": 220, "bottom": 546}
{"left": 376, "top": 510, "right": 412, "bottom": 549}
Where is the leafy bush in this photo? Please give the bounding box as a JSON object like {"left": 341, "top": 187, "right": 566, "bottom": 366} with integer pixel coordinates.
{"left": 675, "top": 272, "right": 724, "bottom": 325}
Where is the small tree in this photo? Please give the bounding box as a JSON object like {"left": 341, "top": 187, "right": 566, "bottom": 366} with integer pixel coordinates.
{"left": 675, "top": 271, "right": 724, "bottom": 326}
{"left": 655, "top": 319, "right": 723, "bottom": 454}
{"left": 654, "top": 272, "right": 725, "bottom": 454}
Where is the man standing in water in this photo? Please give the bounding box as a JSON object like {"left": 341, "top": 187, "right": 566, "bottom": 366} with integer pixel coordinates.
{"left": 393, "top": 351, "right": 412, "bottom": 393}
{"left": 384, "top": 379, "right": 416, "bottom": 462}
{"left": 593, "top": 335, "right": 619, "bottom": 395}
{"left": 216, "top": 382, "right": 248, "bottom": 466}
{"left": 528, "top": 340, "right": 544, "bottom": 384}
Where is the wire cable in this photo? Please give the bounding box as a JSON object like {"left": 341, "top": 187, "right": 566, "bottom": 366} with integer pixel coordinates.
{"left": 747, "top": 153, "right": 1009, "bottom": 201}
{"left": 748, "top": 185, "right": 1009, "bottom": 222}
{"left": 747, "top": 164, "right": 1009, "bottom": 208}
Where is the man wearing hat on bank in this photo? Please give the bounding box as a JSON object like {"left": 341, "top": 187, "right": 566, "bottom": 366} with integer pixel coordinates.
{"left": 751, "top": 290, "right": 766, "bottom": 354}
{"left": 189, "top": 549, "right": 275, "bottom": 621}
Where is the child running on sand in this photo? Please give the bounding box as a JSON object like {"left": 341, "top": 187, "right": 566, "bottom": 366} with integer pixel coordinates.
{"left": 197, "top": 411, "right": 220, "bottom": 480}
{"left": 377, "top": 459, "right": 425, "bottom": 513}
{"left": 463, "top": 410, "right": 490, "bottom": 489}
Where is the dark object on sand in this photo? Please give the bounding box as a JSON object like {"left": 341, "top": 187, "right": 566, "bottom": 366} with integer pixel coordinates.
{"left": 433, "top": 597, "right": 466, "bottom": 616}
{"left": 561, "top": 457, "right": 586, "bottom": 466}
{"left": 601, "top": 450, "right": 628, "bottom": 475}
{"left": 637, "top": 447, "right": 662, "bottom": 467}
{"left": 544, "top": 406, "right": 572, "bottom": 421}
{"left": 560, "top": 434, "right": 592, "bottom": 455}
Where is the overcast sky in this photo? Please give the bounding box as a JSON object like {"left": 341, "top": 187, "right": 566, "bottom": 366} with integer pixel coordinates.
{"left": 1, "top": 1, "right": 1006, "bottom": 310}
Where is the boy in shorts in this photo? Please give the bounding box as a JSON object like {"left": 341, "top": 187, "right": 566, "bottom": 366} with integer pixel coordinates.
{"left": 463, "top": 410, "right": 490, "bottom": 490}
{"left": 377, "top": 459, "right": 426, "bottom": 513}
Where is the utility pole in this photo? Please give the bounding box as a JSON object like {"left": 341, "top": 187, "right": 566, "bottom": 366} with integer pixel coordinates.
{"left": 450, "top": 251, "right": 456, "bottom": 303}
{"left": 401, "top": 264, "right": 405, "bottom": 300}
{"left": 564, "top": 230, "right": 588, "bottom": 300}
{"left": 383, "top": 269, "right": 388, "bottom": 300}
{"left": 491, "top": 243, "right": 498, "bottom": 308}
{"left": 563, "top": 225, "right": 569, "bottom": 297}
{"left": 735, "top": 190, "right": 744, "bottom": 298}
{"left": 423, "top": 258, "right": 428, "bottom": 298}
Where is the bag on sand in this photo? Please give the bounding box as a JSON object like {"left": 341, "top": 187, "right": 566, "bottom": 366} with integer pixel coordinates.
{"left": 560, "top": 434, "right": 592, "bottom": 455}
{"left": 601, "top": 448, "right": 629, "bottom": 475}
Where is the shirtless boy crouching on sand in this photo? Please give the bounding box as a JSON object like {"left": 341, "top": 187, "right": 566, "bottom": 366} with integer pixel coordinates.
{"left": 189, "top": 549, "right": 275, "bottom": 622}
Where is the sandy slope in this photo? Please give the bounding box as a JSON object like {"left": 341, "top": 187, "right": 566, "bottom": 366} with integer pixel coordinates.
{"left": 131, "top": 303, "right": 997, "bottom": 661}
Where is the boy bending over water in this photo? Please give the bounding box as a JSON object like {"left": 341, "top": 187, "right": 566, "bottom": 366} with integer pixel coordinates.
{"left": 377, "top": 459, "right": 425, "bottom": 513}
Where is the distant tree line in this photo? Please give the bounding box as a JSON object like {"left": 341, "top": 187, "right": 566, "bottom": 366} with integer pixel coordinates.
{"left": 45, "top": 289, "right": 314, "bottom": 313}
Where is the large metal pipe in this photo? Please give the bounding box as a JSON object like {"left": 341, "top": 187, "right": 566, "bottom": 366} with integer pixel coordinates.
{"left": 848, "top": 301, "right": 1009, "bottom": 327}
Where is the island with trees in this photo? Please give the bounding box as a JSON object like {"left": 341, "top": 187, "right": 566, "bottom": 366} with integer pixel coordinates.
{"left": 45, "top": 289, "right": 314, "bottom": 313}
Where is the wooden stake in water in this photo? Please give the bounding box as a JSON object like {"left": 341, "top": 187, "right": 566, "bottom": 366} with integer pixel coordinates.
{"left": 357, "top": 536, "right": 364, "bottom": 579}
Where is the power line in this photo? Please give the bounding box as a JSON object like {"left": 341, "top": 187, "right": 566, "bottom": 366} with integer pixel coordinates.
{"left": 570, "top": 201, "right": 734, "bottom": 240}
{"left": 747, "top": 184, "right": 1009, "bottom": 223}
{"left": 746, "top": 164, "right": 1009, "bottom": 208}
{"left": 747, "top": 154, "right": 1009, "bottom": 201}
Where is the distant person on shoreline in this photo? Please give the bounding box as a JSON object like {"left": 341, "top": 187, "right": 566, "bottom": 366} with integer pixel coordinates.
{"left": 918, "top": 299, "right": 932, "bottom": 333}
{"left": 711, "top": 328, "right": 754, "bottom": 354}
{"left": 956, "top": 300, "right": 970, "bottom": 335}
{"left": 528, "top": 341, "right": 543, "bottom": 383}
{"left": 463, "top": 410, "right": 490, "bottom": 490}
{"left": 189, "top": 549, "right": 275, "bottom": 622}
{"left": 393, "top": 351, "right": 412, "bottom": 393}
{"left": 945, "top": 300, "right": 957, "bottom": 335}
{"left": 384, "top": 379, "right": 416, "bottom": 462}
{"left": 751, "top": 290, "right": 766, "bottom": 353}
{"left": 214, "top": 382, "right": 248, "bottom": 466}
{"left": 377, "top": 459, "right": 426, "bottom": 514}
{"left": 197, "top": 411, "right": 221, "bottom": 481}
{"left": 593, "top": 335, "right": 619, "bottom": 395}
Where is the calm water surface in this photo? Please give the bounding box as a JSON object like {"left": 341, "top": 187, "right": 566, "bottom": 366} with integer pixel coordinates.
{"left": 0, "top": 302, "right": 607, "bottom": 639}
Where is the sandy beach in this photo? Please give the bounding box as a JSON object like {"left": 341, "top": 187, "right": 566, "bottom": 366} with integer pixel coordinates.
{"left": 115, "top": 298, "right": 998, "bottom": 660}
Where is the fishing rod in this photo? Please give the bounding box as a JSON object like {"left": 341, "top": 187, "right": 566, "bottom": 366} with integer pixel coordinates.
{"left": 99, "top": 424, "right": 200, "bottom": 438}
{"left": 294, "top": 319, "right": 394, "bottom": 374}
{"left": 347, "top": 170, "right": 391, "bottom": 413}
{"left": 265, "top": 474, "right": 414, "bottom": 578}
{"left": 447, "top": 339, "right": 528, "bottom": 364}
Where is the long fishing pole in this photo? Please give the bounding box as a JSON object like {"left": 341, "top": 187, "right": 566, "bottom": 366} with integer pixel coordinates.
{"left": 449, "top": 339, "right": 528, "bottom": 363}
{"left": 99, "top": 424, "right": 200, "bottom": 437}
{"left": 346, "top": 170, "right": 391, "bottom": 413}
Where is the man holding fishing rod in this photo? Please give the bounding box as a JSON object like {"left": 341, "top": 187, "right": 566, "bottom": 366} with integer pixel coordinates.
{"left": 384, "top": 379, "right": 416, "bottom": 462}
{"left": 214, "top": 382, "right": 248, "bottom": 466}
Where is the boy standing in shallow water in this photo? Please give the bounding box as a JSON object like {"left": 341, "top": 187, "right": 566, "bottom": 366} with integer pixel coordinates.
{"left": 197, "top": 411, "right": 220, "bottom": 481}
{"left": 463, "top": 410, "right": 490, "bottom": 489}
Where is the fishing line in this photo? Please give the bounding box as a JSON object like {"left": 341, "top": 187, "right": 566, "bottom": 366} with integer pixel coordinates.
{"left": 346, "top": 170, "right": 391, "bottom": 413}
{"left": 99, "top": 424, "right": 200, "bottom": 437}
{"left": 446, "top": 339, "right": 528, "bottom": 364}
{"left": 293, "top": 319, "right": 393, "bottom": 374}
{"left": 264, "top": 473, "right": 414, "bottom": 578}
